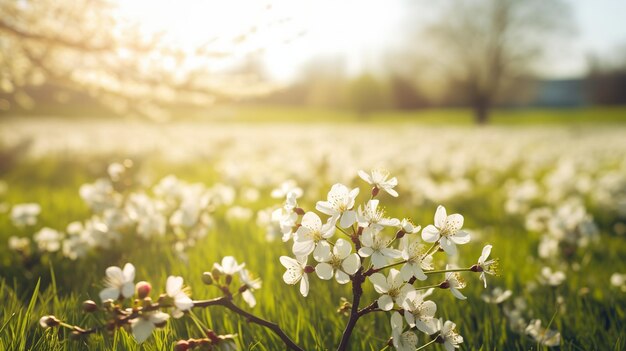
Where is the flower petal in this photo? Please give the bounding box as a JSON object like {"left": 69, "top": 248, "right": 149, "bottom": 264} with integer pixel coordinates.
{"left": 369, "top": 273, "right": 389, "bottom": 293}
{"left": 334, "top": 238, "right": 352, "bottom": 259}
{"left": 378, "top": 294, "right": 394, "bottom": 311}
{"left": 335, "top": 270, "right": 350, "bottom": 284}
{"left": 421, "top": 225, "right": 440, "bottom": 242}
{"left": 434, "top": 205, "right": 447, "bottom": 228}
{"left": 99, "top": 287, "right": 120, "bottom": 301}
{"left": 342, "top": 253, "right": 361, "bottom": 275}
{"left": 339, "top": 211, "right": 357, "bottom": 228}
{"left": 166, "top": 276, "right": 183, "bottom": 297}
{"left": 315, "top": 262, "right": 334, "bottom": 280}
{"left": 131, "top": 318, "right": 154, "bottom": 343}
{"left": 440, "top": 237, "right": 457, "bottom": 256}
{"left": 451, "top": 230, "right": 471, "bottom": 245}
{"left": 299, "top": 275, "right": 309, "bottom": 297}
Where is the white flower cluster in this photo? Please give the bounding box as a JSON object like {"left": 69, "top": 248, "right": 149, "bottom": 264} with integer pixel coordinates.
{"left": 7, "top": 164, "right": 242, "bottom": 261}
{"left": 277, "top": 169, "right": 496, "bottom": 351}
{"left": 40, "top": 257, "right": 257, "bottom": 349}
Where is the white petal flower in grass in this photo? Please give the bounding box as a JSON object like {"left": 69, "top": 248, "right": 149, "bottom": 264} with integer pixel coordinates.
{"left": 166, "top": 276, "right": 193, "bottom": 318}
{"left": 99, "top": 263, "right": 135, "bottom": 301}
{"left": 539, "top": 267, "right": 566, "bottom": 286}
{"left": 421, "top": 205, "right": 470, "bottom": 256}
{"left": 358, "top": 227, "right": 401, "bottom": 269}
{"left": 315, "top": 183, "right": 359, "bottom": 228}
{"left": 314, "top": 239, "right": 360, "bottom": 284}
{"left": 213, "top": 256, "right": 245, "bottom": 276}
{"left": 401, "top": 290, "right": 437, "bottom": 334}
{"left": 436, "top": 319, "right": 464, "bottom": 351}
{"left": 369, "top": 269, "right": 414, "bottom": 311}
{"left": 130, "top": 311, "right": 169, "bottom": 343}
{"left": 239, "top": 269, "right": 262, "bottom": 308}
{"left": 525, "top": 319, "right": 561, "bottom": 347}
{"left": 358, "top": 169, "right": 399, "bottom": 197}
{"left": 293, "top": 212, "right": 335, "bottom": 257}
{"left": 475, "top": 244, "right": 499, "bottom": 288}
{"left": 442, "top": 265, "right": 467, "bottom": 300}
{"left": 280, "top": 256, "right": 310, "bottom": 297}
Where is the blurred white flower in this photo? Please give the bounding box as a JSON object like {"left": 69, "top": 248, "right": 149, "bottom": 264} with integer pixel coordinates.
{"left": 539, "top": 267, "right": 566, "bottom": 286}
{"left": 316, "top": 183, "right": 359, "bottom": 228}
{"left": 33, "top": 227, "right": 61, "bottom": 252}
{"left": 421, "top": 205, "right": 470, "bottom": 256}
{"left": 166, "top": 276, "right": 193, "bottom": 318}
{"left": 481, "top": 287, "right": 513, "bottom": 304}
{"left": 271, "top": 180, "right": 303, "bottom": 199}
{"left": 10, "top": 203, "right": 41, "bottom": 227}
{"left": 358, "top": 169, "right": 399, "bottom": 197}
{"left": 80, "top": 179, "right": 121, "bottom": 213}
{"left": 239, "top": 269, "right": 262, "bottom": 307}
{"left": 313, "top": 239, "right": 360, "bottom": 284}
{"left": 8, "top": 236, "right": 30, "bottom": 252}
{"left": 525, "top": 319, "right": 561, "bottom": 347}
{"left": 130, "top": 310, "right": 169, "bottom": 343}
{"left": 610, "top": 273, "right": 626, "bottom": 292}
{"left": 99, "top": 263, "right": 135, "bottom": 301}
{"left": 107, "top": 162, "right": 126, "bottom": 181}
{"left": 213, "top": 256, "right": 245, "bottom": 276}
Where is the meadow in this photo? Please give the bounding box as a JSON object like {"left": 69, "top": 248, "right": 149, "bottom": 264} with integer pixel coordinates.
{"left": 1, "top": 107, "right": 625, "bottom": 351}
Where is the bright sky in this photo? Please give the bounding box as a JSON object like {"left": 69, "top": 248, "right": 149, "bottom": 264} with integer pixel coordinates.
{"left": 116, "top": 0, "right": 626, "bottom": 81}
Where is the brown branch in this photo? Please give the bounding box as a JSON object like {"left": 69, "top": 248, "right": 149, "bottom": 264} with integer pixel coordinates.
{"left": 336, "top": 268, "right": 364, "bottom": 351}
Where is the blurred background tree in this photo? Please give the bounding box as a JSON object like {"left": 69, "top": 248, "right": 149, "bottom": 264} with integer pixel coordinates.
{"left": 0, "top": 0, "right": 273, "bottom": 120}
{"left": 425, "top": 0, "right": 573, "bottom": 124}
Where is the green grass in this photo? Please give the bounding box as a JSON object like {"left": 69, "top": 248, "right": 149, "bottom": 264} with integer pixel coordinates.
{"left": 1, "top": 127, "right": 625, "bottom": 351}
{"left": 201, "top": 105, "right": 626, "bottom": 125}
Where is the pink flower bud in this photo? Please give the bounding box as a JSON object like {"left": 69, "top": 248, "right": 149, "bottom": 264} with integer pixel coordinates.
{"left": 136, "top": 281, "right": 152, "bottom": 299}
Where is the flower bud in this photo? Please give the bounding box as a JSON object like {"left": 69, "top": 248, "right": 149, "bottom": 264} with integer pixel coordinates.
{"left": 136, "top": 281, "right": 152, "bottom": 299}
{"left": 39, "top": 315, "right": 60, "bottom": 328}
{"left": 225, "top": 274, "right": 233, "bottom": 285}
{"left": 439, "top": 281, "right": 450, "bottom": 289}
{"left": 211, "top": 267, "right": 221, "bottom": 280}
{"left": 294, "top": 207, "right": 305, "bottom": 215}
{"left": 395, "top": 230, "right": 405, "bottom": 239}
{"left": 304, "top": 265, "right": 315, "bottom": 274}
{"left": 238, "top": 285, "right": 249, "bottom": 293}
{"left": 371, "top": 186, "right": 380, "bottom": 197}
{"left": 82, "top": 300, "right": 98, "bottom": 313}
{"left": 201, "top": 272, "right": 213, "bottom": 285}
{"left": 174, "top": 340, "right": 190, "bottom": 351}
{"left": 469, "top": 264, "right": 482, "bottom": 272}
